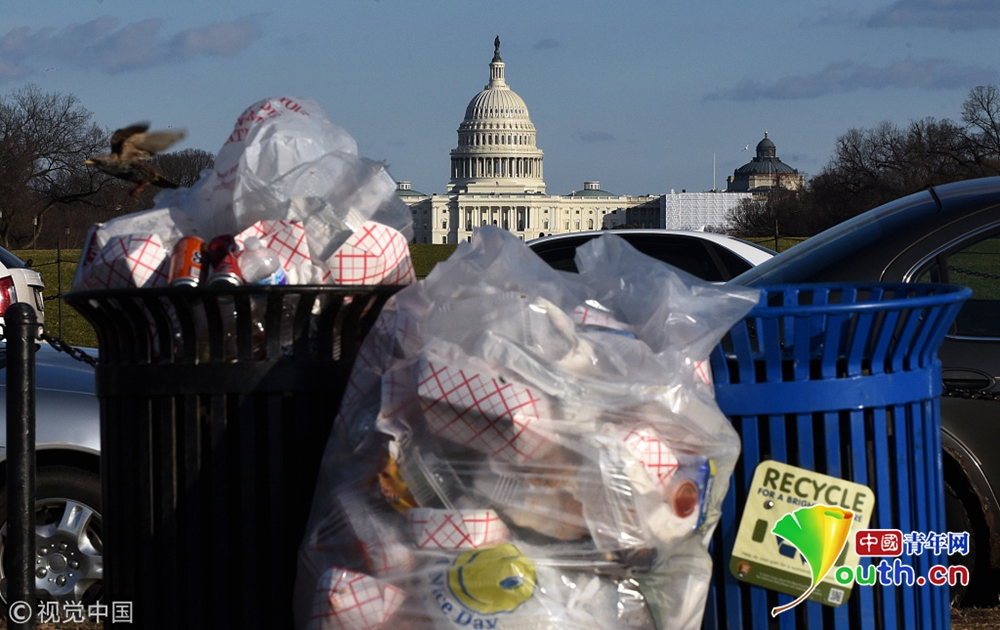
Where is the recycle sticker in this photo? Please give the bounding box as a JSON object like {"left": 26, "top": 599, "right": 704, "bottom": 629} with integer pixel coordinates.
{"left": 730, "top": 461, "right": 874, "bottom": 609}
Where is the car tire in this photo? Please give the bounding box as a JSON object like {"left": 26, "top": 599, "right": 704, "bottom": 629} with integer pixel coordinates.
{"left": 945, "top": 479, "right": 1000, "bottom": 607}
{"left": 0, "top": 465, "right": 103, "bottom": 608}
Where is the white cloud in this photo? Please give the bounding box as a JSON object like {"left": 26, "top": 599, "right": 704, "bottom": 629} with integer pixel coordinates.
{"left": 868, "top": 0, "right": 1000, "bottom": 30}
{"left": 704, "top": 58, "right": 999, "bottom": 101}
{"left": 0, "top": 14, "right": 263, "bottom": 79}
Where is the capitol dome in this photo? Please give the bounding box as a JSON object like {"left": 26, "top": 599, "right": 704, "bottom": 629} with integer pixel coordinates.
{"left": 463, "top": 87, "right": 531, "bottom": 121}
{"left": 449, "top": 37, "right": 546, "bottom": 194}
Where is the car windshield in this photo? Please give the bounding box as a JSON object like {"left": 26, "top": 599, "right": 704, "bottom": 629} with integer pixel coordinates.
{"left": 731, "top": 189, "right": 941, "bottom": 286}
{"left": 733, "top": 177, "right": 1000, "bottom": 287}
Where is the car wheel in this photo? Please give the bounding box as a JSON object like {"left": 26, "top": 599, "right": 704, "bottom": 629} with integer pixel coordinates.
{"left": 0, "top": 466, "right": 103, "bottom": 607}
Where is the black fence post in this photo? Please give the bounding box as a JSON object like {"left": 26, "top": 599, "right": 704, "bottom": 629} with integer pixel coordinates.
{"left": 57, "top": 241, "right": 63, "bottom": 339}
{"left": 6, "top": 303, "right": 37, "bottom": 629}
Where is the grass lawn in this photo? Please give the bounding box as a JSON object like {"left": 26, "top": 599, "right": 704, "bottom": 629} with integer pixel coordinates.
{"left": 12, "top": 248, "right": 97, "bottom": 348}
{"left": 744, "top": 236, "right": 807, "bottom": 253}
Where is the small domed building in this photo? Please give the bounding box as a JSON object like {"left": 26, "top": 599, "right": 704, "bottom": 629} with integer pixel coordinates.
{"left": 726, "top": 132, "right": 805, "bottom": 193}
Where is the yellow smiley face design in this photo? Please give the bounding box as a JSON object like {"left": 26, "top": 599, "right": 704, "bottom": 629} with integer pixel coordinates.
{"left": 448, "top": 543, "right": 537, "bottom": 614}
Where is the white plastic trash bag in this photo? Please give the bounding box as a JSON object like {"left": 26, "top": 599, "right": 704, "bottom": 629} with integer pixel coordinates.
{"left": 166, "top": 95, "right": 412, "bottom": 251}
{"left": 296, "top": 227, "right": 760, "bottom": 630}
{"left": 73, "top": 96, "right": 414, "bottom": 290}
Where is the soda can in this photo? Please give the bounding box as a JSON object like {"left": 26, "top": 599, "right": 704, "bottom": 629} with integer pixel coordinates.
{"left": 168, "top": 236, "right": 205, "bottom": 287}
{"left": 206, "top": 235, "right": 242, "bottom": 286}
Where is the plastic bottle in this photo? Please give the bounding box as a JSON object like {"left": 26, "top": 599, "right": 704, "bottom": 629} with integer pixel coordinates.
{"left": 237, "top": 237, "right": 288, "bottom": 285}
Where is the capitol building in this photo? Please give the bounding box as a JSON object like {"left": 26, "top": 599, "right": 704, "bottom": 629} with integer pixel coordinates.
{"left": 400, "top": 39, "right": 801, "bottom": 244}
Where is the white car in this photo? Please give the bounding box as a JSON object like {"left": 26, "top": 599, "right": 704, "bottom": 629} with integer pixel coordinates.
{"left": 0, "top": 247, "right": 44, "bottom": 327}
{"left": 527, "top": 229, "right": 776, "bottom": 281}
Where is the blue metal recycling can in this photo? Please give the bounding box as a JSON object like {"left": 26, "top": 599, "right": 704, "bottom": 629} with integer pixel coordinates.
{"left": 705, "top": 283, "right": 970, "bottom": 630}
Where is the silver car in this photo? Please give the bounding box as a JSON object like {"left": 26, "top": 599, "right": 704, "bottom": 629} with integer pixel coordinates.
{"left": 0, "top": 338, "right": 101, "bottom": 606}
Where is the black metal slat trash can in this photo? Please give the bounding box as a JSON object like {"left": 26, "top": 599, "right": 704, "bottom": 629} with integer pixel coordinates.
{"left": 66, "top": 285, "right": 401, "bottom": 629}
{"left": 704, "top": 283, "right": 970, "bottom": 630}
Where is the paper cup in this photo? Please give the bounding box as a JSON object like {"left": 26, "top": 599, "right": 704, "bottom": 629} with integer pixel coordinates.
{"left": 308, "top": 567, "right": 405, "bottom": 630}
{"left": 408, "top": 508, "right": 511, "bottom": 550}
{"left": 417, "top": 357, "right": 553, "bottom": 464}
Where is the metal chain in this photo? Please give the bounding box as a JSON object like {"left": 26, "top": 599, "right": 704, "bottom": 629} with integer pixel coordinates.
{"left": 39, "top": 331, "right": 98, "bottom": 366}
{"left": 950, "top": 266, "right": 1000, "bottom": 281}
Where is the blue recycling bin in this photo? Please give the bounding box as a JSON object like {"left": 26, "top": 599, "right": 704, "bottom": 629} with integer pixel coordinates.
{"left": 705, "top": 283, "right": 970, "bottom": 630}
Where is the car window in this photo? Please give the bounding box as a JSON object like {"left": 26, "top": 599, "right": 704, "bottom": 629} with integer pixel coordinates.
{"left": 0, "top": 247, "right": 25, "bottom": 269}
{"left": 707, "top": 244, "right": 754, "bottom": 279}
{"left": 530, "top": 238, "right": 593, "bottom": 272}
{"left": 621, "top": 235, "right": 724, "bottom": 281}
{"left": 915, "top": 233, "right": 1000, "bottom": 338}
{"left": 530, "top": 233, "right": 730, "bottom": 280}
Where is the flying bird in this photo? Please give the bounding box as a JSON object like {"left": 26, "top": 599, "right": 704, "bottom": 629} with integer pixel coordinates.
{"left": 743, "top": 144, "right": 750, "bottom": 151}
{"left": 85, "top": 123, "right": 186, "bottom": 197}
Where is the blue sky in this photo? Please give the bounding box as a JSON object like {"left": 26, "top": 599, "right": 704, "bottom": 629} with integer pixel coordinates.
{"left": 2, "top": 1, "right": 998, "bottom": 197}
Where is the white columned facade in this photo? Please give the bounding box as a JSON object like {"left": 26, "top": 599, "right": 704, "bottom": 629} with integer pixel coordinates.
{"left": 400, "top": 40, "right": 662, "bottom": 245}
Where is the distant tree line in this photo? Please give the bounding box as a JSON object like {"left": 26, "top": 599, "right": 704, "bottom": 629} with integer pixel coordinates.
{"left": 0, "top": 84, "right": 213, "bottom": 249}
{"left": 728, "top": 85, "right": 1000, "bottom": 238}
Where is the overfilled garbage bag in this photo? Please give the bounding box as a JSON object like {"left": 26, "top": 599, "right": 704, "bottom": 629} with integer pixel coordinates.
{"left": 73, "top": 96, "right": 414, "bottom": 290}
{"left": 295, "top": 227, "right": 760, "bottom": 630}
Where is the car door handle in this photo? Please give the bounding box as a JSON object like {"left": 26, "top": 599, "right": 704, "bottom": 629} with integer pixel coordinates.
{"left": 942, "top": 368, "right": 995, "bottom": 392}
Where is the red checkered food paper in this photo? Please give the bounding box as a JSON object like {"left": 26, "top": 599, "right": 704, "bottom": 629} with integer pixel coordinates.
{"left": 416, "top": 354, "right": 555, "bottom": 465}
{"left": 308, "top": 567, "right": 405, "bottom": 630}
{"left": 75, "top": 233, "right": 169, "bottom": 290}
{"left": 234, "top": 219, "right": 311, "bottom": 271}
{"left": 324, "top": 221, "right": 415, "bottom": 286}
{"left": 621, "top": 426, "right": 680, "bottom": 490}
{"left": 407, "top": 508, "right": 511, "bottom": 550}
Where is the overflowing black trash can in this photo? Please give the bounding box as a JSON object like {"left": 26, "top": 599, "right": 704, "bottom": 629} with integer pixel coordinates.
{"left": 705, "top": 283, "right": 970, "bottom": 630}
{"left": 66, "top": 285, "right": 401, "bottom": 629}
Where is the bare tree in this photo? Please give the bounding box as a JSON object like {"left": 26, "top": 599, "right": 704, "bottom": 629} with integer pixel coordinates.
{"left": 961, "top": 85, "right": 1000, "bottom": 174}
{"left": 33, "top": 148, "right": 216, "bottom": 248}
{"left": 808, "top": 109, "right": 994, "bottom": 227}
{"left": 0, "top": 87, "right": 217, "bottom": 248}
{"left": 150, "top": 148, "right": 215, "bottom": 188}
{"left": 727, "top": 187, "right": 810, "bottom": 241}
{"left": 0, "top": 84, "right": 108, "bottom": 247}
{"left": 727, "top": 197, "right": 772, "bottom": 238}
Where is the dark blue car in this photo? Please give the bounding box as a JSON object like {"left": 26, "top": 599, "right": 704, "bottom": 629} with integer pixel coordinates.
{"left": 731, "top": 176, "right": 1000, "bottom": 605}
